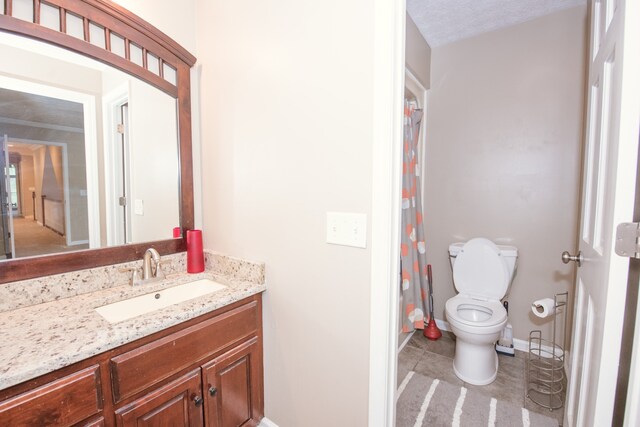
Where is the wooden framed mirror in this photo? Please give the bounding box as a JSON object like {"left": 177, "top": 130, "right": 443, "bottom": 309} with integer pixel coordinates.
{"left": 0, "top": 0, "right": 196, "bottom": 283}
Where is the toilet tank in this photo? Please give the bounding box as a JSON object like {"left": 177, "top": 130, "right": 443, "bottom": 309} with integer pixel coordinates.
{"left": 449, "top": 241, "right": 518, "bottom": 285}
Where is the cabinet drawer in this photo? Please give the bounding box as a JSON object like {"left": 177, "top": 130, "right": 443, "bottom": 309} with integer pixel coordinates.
{"left": 111, "top": 300, "right": 259, "bottom": 403}
{"left": 0, "top": 365, "right": 102, "bottom": 426}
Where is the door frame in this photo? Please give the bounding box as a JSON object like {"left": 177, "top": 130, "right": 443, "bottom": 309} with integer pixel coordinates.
{"left": 404, "top": 69, "right": 428, "bottom": 194}
{"left": 0, "top": 75, "right": 100, "bottom": 248}
{"left": 102, "top": 82, "right": 132, "bottom": 246}
{"left": 368, "top": 0, "right": 406, "bottom": 425}
{"left": 9, "top": 138, "right": 77, "bottom": 245}
{"left": 369, "top": 1, "right": 640, "bottom": 426}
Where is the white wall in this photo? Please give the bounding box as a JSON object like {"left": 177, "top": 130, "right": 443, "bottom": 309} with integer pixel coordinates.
{"left": 110, "top": 0, "right": 201, "bottom": 231}
{"left": 424, "top": 6, "right": 588, "bottom": 341}
{"left": 196, "top": 1, "right": 377, "bottom": 425}
{"left": 110, "top": 0, "right": 196, "bottom": 54}
{"left": 128, "top": 79, "right": 180, "bottom": 242}
{"left": 94, "top": 2, "right": 400, "bottom": 424}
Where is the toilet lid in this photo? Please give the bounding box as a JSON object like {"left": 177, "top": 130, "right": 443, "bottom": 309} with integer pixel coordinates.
{"left": 453, "top": 238, "right": 510, "bottom": 300}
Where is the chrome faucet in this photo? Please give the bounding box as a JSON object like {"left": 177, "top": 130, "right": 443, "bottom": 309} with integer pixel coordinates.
{"left": 142, "top": 248, "right": 161, "bottom": 280}
{"left": 119, "top": 248, "right": 166, "bottom": 285}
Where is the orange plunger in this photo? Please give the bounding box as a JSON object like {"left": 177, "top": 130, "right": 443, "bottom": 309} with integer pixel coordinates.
{"left": 423, "top": 264, "right": 442, "bottom": 340}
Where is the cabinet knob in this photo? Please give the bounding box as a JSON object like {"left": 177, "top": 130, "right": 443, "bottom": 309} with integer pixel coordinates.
{"left": 209, "top": 386, "right": 217, "bottom": 396}
{"left": 193, "top": 395, "right": 203, "bottom": 406}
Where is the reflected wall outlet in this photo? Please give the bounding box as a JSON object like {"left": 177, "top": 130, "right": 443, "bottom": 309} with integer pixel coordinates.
{"left": 326, "top": 212, "right": 367, "bottom": 248}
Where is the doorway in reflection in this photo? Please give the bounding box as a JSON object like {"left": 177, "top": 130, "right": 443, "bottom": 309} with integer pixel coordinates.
{"left": 0, "top": 137, "right": 90, "bottom": 259}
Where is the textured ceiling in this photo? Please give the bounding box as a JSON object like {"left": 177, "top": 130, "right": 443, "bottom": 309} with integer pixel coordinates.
{"left": 407, "top": 0, "right": 586, "bottom": 47}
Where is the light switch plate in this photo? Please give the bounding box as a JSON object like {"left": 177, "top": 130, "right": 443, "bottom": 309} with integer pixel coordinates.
{"left": 134, "top": 199, "right": 144, "bottom": 215}
{"left": 326, "top": 212, "right": 367, "bottom": 248}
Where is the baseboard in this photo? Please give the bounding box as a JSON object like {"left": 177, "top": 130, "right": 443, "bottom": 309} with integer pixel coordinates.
{"left": 434, "top": 319, "right": 549, "bottom": 356}
{"left": 68, "top": 239, "right": 89, "bottom": 246}
{"left": 512, "top": 338, "right": 528, "bottom": 353}
{"left": 426, "top": 318, "right": 571, "bottom": 382}
{"left": 258, "top": 417, "right": 279, "bottom": 427}
{"left": 398, "top": 331, "right": 415, "bottom": 353}
{"left": 435, "top": 318, "right": 450, "bottom": 332}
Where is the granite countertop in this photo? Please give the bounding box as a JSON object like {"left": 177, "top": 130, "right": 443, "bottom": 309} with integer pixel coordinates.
{"left": 0, "top": 268, "right": 266, "bottom": 391}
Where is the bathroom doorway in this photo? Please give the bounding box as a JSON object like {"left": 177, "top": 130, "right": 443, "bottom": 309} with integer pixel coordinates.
{"left": 383, "top": 1, "right": 640, "bottom": 426}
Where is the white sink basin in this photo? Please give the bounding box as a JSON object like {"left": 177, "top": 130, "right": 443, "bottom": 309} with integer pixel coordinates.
{"left": 95, "top": 279, "right": 226, "bottom": 324}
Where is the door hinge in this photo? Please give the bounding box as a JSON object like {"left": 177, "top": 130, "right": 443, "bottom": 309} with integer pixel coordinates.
{"left": 119, "top": 196, "right": 127, "bottom": 207}
{"left": 117, "top": 124, "right": 125, "bottom": 134}
{"left": 615, "top": 222, "right": 640, "bottom": 259}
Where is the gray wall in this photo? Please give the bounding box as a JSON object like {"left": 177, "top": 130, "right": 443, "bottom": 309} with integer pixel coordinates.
{"left": 423, "top": 6, "right": 588, "bottom": 341}
{"left": 406, "top": 13, "right": 431, "bottom": 88}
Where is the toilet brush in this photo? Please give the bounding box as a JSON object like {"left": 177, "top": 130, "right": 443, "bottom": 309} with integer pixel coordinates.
{"left": 423, "top": 264, "right": 442, "bottom": 340}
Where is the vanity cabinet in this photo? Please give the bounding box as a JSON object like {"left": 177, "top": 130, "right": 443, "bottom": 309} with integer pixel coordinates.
{"left": 0, "top": 365, "right": 102, "bottom": 426}
{"left": 114, "top": 370, "right": 204, "bottom": 426}
{"left": 202, "top": 337, "right": 261, "bottom": 427}
{"left": 0, "top": 294, "right": 264, "bottom": 427}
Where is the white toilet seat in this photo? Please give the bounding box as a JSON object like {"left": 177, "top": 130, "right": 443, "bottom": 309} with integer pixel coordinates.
{"left": 445, "top": 238, "right": 518, "bottom": 385}
{"left": 445, "top": 295, "right": 507, "bottom": 329}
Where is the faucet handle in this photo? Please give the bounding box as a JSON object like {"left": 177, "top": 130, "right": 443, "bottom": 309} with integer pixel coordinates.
{"left": 155, "top": 260, "right": 169, "bottom": 280}
{"left": 119, "top": 267, "right": 140, "bottom": 286}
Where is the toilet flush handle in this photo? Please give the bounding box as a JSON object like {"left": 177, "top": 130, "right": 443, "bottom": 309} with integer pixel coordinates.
{"left": 561, "top": 250, "right": 583, "bottom": 267}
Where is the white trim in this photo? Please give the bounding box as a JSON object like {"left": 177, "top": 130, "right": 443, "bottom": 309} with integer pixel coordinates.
{"left": 435, "top": 317, "right": 553, "bottom": 354}
{"left": 404, "top": 69, "right": 428, "bottom": 193}
{"left": 2, "top": 136, "right": 14, "bottom": 257}
{"left": 435, "top": 318, "right": 449, "bottom": 332}
{"left": 102, "top": 82, "right": 131, "bottom": 246}
{"left": 81, "top": 91, "right": 100, "bottom": 249}
{"left": 68, "top": 239, "right": 89, "bottom": 246}
{"left": 257, "top": 417, "right": 279, "bottom": 427}
{"left": 622, "top": 1, "right": 640, "bottom": 425}
{"left": 398, "top": 331, "right": 415, "bottom": 353}
{"left": 0, "top": 74, "right": 100, "bottom": 248}
{"left": 369, "top": 0, "right": 405, "bottom": 425}
{"left": 434, "top": 317, "right": 571, "bottom": 378}
{"left": 625, "top": 269, "right": 640, "bottom": 426}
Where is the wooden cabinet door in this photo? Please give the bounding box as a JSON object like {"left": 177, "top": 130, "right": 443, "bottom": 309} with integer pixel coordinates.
{"left": 202, "top": 337, "right": 263, "bottom": 427}
{"left": 115, "top": 369, "right": 204, "bottom": 427}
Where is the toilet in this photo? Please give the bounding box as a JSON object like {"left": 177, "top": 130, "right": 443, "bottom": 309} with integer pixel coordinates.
{"left": 445, "top": 238, "right": 518, "bottom": 385}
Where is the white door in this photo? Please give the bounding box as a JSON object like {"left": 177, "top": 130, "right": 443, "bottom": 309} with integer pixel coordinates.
{"left": 565, "top": 0, "right": 640, "bottom": 426}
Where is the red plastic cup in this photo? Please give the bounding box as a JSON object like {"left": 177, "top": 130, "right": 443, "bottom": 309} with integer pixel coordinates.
{"left": 186, "top": 229, "right": 204, "bottom": 273}
{"left": 173, "top": 227, "right": 181, "bottom": 238}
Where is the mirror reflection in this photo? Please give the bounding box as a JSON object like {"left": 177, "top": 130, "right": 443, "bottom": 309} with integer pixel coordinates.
{"left": 0, "top": 32, "right": 181, "bottom": 260}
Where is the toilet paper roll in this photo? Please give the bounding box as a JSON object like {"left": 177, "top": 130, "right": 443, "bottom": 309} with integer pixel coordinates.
{"left": 532, "top": 298, "right": 556, "bottom": 318}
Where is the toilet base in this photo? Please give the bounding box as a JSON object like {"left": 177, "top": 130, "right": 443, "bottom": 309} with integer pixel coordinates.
{"left": 452, "top": 338, "right": 499, "bottom": 385}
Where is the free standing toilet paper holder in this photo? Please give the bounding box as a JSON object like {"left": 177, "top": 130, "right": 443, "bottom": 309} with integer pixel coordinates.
{"left": 527, "top": 291, "right": 569, "bottom": 411}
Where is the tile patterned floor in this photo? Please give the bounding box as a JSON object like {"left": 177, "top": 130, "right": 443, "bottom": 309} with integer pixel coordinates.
{"left": 398, "top": 332, "right": 565, "bottom": 426}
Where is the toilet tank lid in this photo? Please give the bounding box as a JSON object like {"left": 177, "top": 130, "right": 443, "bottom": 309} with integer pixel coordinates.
{"left": 449, "top": 241, "right": 518, "bottom": 257}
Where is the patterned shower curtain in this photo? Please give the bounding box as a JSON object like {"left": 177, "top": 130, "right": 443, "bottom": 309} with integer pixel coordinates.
{"left": 400, "top": 100, "right": 429, "bottom": 333}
